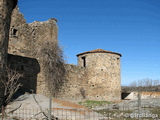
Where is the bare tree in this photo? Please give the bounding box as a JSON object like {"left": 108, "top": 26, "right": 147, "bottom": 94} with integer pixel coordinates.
{"left": 129, "top": 78, "right": 160, "bottom": 117}
{"left": 129, "top": 78, "right": 160, "bottom": 92}
{"left": 0, "top": 64, "right": 23, "bottom": 106}
{"left": 153, "top": 79, "right": 160, "bottom": 86}
{"left": 40, "top": 41, "right": 65, "bottom": 97}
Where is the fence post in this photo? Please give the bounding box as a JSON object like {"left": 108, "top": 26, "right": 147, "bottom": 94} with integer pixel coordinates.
{"left": 49, "top": 95, "right": 52, "bottom": 120}
{"left": 108, "top": 103, "right": 109, "bottom": 120}
{"left": 138, "top": 92, "right": 141, "bottom": 120}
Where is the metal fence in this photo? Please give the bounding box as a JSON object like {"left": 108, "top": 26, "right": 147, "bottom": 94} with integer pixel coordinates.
{"left": 1, "top": 104, "right": 160, "bottom": 120}
{"left": 2, "top": 108, "right": 106, "bottom": 120}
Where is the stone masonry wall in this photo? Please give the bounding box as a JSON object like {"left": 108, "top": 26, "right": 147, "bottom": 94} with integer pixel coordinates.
{"left": 0, "top": 0, "right": 17, "bottom": 107}
{"left": 8, "top": 54, "right": 40, "bottom": 93}
{"left": 57, "top": 64, "right": 86, "bottom": 101}
{"left": 77, "top": 52, "right": 121, "bottom": 101}
{"left": 8, "top": 7, "right": 58, "bottom": 96}
{"left": 58, "top": 52, "right": 121, "bottom": 102}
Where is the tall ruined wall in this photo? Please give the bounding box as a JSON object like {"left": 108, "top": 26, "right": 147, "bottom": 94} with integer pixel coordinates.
{"left": 9, "top": 7, "right": 58, "bottom": 57}
{"left": 8, "top": 7, "right": 58, "bottom": 96}
{"left": 0, "top": 0, "right": 17, "bottom": 107}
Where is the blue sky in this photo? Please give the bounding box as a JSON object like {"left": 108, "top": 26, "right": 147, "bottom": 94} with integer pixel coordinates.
{"left": 18, "top": 0, "right": 160, "bottom": 86}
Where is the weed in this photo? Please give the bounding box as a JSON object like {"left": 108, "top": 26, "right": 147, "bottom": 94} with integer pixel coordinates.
{"left": 78, "top": 100, "right": 112, "bottom": 109}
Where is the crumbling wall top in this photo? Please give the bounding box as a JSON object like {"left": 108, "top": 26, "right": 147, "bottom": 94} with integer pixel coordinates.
{"left": 29, "top": 18, "right": 57, "bottom": 27}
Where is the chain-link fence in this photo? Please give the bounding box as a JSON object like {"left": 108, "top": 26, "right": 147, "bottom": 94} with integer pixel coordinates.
{"left": 1, "top": 104, "right": 160, "bottom": 120}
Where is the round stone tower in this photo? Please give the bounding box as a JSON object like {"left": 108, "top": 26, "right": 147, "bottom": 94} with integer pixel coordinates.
{"left": 77, "top": 49, "right": 122, "bottom": 102}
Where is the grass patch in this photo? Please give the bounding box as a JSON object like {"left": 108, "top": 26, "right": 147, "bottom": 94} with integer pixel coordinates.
{"left": 78, "top": 100, "right": 112, "bottom": 109}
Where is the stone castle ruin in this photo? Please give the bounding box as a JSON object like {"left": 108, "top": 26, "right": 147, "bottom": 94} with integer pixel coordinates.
{"left": 0, "top": 3, "right": 122, "bottom": 107}
{"left": 59, "top": 49, "right": 121, "bottom": 101}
